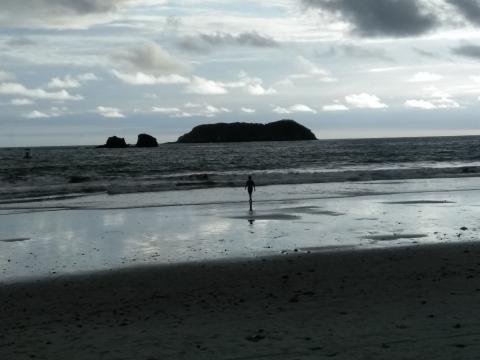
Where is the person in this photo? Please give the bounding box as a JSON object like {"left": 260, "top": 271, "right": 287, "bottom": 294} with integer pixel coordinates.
{"left": 244, "top": 175, "right": 256, "bottom": 211}
{"left": 24, "top": 148, "right": 31, "bottom": 159}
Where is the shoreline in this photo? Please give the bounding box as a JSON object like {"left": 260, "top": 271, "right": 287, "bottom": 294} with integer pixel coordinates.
{"left": 2, "top": 241, "right": 480, "bottom": 359}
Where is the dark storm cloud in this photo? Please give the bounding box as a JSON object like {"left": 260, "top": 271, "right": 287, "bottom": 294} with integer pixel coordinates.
{"left": 179, "top": 32, "right": 279, "bottom": 53}
{"left": 302, "top": 0, "right": 438, "bottom": 37}
{"left": 452, "top": 44, "right": 480, "bottom": 59}
{"left": 446, "top": 0, "right": 480, "bottom": 25}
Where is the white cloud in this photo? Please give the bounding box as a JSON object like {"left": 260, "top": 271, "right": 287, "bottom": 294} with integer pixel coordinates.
{"left": 367, "top": 66, "right": 406, "bottom": 73}
{"left": 405, "top": 97, "right": 460, "bottom": 110}
{"left": 151, "top": 107, "right": 181, "bottom": 114}
{"left": 323, "top": 104, "right": 349, "bottom": 111}
{"left": 23, "top": 110, "right": 49, "bottom": 119}
{"left": 0, "top": 82, "right": 83, "bottom": 101}
{"left": 47, "top": 73, "right": 99, "bottom": 89}
{"left": 48, "top": 76, "right": 81, "bottom": 89}
{"left": 408, "top": 72, "right": 443, "bottom": 82}
{"left": 289, "top": 104, "right": 317, "bottom": 113}
{"left": 247, "top": 83, "right": 277, "bottom": 95}
{"left": 97, "top": 106, "right": 125, "bottom": 118}
{"left": 172, "top": 103, "right": 231, "bottom": 118}
{"left": 405, "top": 99, "right": 437, "bottom": 110}
{"left": 241, "top": 107, "right": 256, "bottom": 113}
{"left": 11, "top": 98, "right": 34, "bottom": 106}
{"left": 77, "top": 73, "right": 99, "bottom": 81}
{"left": 112, "top": 70, "right": 190, "bottom": 85}
{"left": 187, "top": 76, "right": 228, "bottom": 95}
{"left": 273, "top": 106, "right": 292, "bottom": 114}
{"left": 345, "top": 93, "right": 388, "bottom": 109}
{"left": 273, "top": 104, "right": 317, "bottom": 114}
{"left": 406, "top": 86, "right": 461, "bottom": 110}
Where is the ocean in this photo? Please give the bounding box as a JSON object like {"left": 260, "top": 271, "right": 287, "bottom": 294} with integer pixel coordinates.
{"left": 2, "top": 136, "right": 480, "bottom": 202}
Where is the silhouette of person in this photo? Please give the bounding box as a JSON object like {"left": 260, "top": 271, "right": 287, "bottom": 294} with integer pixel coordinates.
{"left": 244, "top": 175, "right": 256, "bottom": 211}
{"left": 24, "top": 148, "right": 31, "bottom": 159}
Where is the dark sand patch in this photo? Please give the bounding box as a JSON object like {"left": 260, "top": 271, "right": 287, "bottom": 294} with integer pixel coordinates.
{"left": 2, "top": 242, "right": 480, "bottom": 359}
{"left": 365, "top": 233, "right": 428, "bottom": 241}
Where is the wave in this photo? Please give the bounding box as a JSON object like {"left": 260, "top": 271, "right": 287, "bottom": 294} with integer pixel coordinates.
{"left": 1, "top": 164, "right": 480, "bottom": 202}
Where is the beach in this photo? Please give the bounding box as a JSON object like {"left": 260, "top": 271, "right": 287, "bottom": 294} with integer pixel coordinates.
{"left": 1, "top": 178, "right": 480, "bottom": 358}
{"left": 2, "top": 242, "right": 480, "bottom": 359}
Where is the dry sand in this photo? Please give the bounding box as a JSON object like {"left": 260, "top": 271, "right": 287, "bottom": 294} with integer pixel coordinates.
{"left": 2, "top": 242, "right": 480, "bottom": 359}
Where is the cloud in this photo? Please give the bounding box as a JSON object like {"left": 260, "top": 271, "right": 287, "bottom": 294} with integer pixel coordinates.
{"left": 321, "top": 44, "right": 392, "bottom": 61}
{"left": 302, "top": 0, "right": 438, "bottom": 37}
{"left": 452, "top": 44, "right": 480, "bottom": 59}
{"left": 179, "top": 31, "right": 279, "bottom": 53}
{"left": 413, "top": 47, "right": 438, "bottom": 58}
{"left": 0, "top": 0, "right": 167, "bottom": 29}
{"left": 187, "top": 76, "right": 229, "bottom": 95}
{"left": 184, "top": 73, "right": 276, "bottom": 96}
{"left": 5, "top": 37, "right": 37, "bottom": 47}
{"left": 151, "top": 107, "right": 181, "bottom": 114}
{"left": 405, "top": 98, "right": 459, "bottom": 109}
{"left": 345, "top": 93, "right": 388, "bottom": 109}
{"left": 0, "top": 71, "right": 15, "bottom": 81}
{"left": 446, "top": 0, "right": 480, "bottom": 25}
{"left": 408, "top": 72, "right": 443, "bottom": 82}
{"left": 367, "top": 66, "right": 406, "bottom": 73}
{"left": 47, "top": 73, "right": 98, "bottom": 89}
{"left": 47, "top": 76, "right": 81, "bottom": 89}
{"left": 115, "top": 42, "right": 186, "bottom": 75}
{"left": 171, "top": 103, "right": 231, "bottom": 118}
{"left": 112, "top": 70, "right": 190, "bottom": 85}
{"left": 97, "top": 106, "right": 125, "bottom": 118}
{"left": 22, "top": 106, "right": 68, "bottom": 118}
{"left": 279, "top": 57, "right": 336, "bottom": 86}
{"left": 241, "top": 107, "right": 256, "bottom": 113}
{"left": 405, "top": 87, "right": 460, "bottom": 110}
{"left": 0, "top": 0, "right": 121, "bottom": 28}
{"left": 11, "top": 98, "right": 34, "bottom": 106}
{"left": 272, "top": 106, "right": 292, "bottom": 114}
{"left": 0, "top": 82, "right": 83, "bottom": 101}
{"left": 23, "top": 110, "right": 50, "bottom": 119}
{"left": 273, "top": 104, "right": 317, "bottom": 114}
{"left": 323, "top": 104, "right": 349, "bottom": 111}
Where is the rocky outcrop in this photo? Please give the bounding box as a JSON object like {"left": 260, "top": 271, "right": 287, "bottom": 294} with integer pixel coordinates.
{"left": 136, "top": 133, "right": 158, "bottom": 147}
{"left": 97, "top": 136, "right": 128, "bottom": 148}
{"left": 177, "top": 120, "right": 317, "bottom": 143}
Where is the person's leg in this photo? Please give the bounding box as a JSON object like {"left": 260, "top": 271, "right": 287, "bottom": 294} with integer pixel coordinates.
{"left": 248, "top": 191, "right": 253, "bottom": 211}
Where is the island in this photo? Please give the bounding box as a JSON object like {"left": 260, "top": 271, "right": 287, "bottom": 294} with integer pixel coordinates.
{"left": 176, "top": 120, "right": 317, "bottom": 143}
{"left": 97, "top": 136, "right": 128, "bottom": 148}
{"left": 97, "top": 134, "right": 159, "bottom": 148}
{"left": 136, "top": 133, "right": 158, "bottom": 147}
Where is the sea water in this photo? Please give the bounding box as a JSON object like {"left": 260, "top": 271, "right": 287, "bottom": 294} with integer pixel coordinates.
{"left": 1, "top": 136, "right": 480, "bottom": 201}
{"left": 2, "top": 136, "right": 480, "bottom": 280}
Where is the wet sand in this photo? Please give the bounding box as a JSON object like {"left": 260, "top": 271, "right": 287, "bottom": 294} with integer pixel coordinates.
{"left": 2, "top": 242, "right": 480, "bottom": 359}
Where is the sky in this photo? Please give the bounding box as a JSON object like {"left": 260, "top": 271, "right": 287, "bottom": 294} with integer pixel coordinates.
{"left": 2, "top": 0, "right": 480, "bottom": 146}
